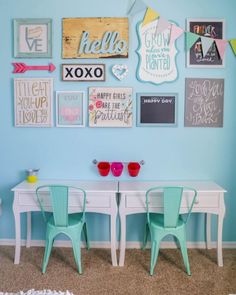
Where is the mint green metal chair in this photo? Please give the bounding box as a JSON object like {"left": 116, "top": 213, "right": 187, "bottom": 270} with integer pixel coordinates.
{"left": 143, "top": 186, "right": 197, "bottom": 276}
{"left": 36, "top": 185, "right": 90, "bottom": 274}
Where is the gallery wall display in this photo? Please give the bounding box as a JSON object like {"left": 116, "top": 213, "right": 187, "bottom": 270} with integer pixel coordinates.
{"left": 137, "top": 93, "right": 177, "bottom": 126}
{"left": 62, "top": 18, "right": 129, "bottom": 59}
{"left": 136, "top": 18, "right": 178, "bottom": 85}
{"left": 184, "top": 78, "right": 224, "bottom": 127}
{"left": 62, "top": 64, "right": 105, "bottom": 82}
{"left": 14, "top": 18, "right": 52, "bottom": 58}
{"left": 56, "top": 91, "right": 86, "bottom": 127}
{"left": 89, "top": 87, "right": 133, "bottom": 127}
{"left": 186, "top": 18, "right": 225, "bottom": 68}
{"left": 14, "top": 78, "right": 53, "bottom": 127}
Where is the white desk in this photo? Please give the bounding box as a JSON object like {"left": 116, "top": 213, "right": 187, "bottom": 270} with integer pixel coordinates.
{"left": 12, "top": 180, "right": 118, "bottom": 266}
{"left": 118, "top": 181, "right": 226, "bottom": 267}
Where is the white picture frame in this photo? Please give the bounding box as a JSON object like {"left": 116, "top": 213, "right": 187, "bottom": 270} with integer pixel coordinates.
{"left": 56, "top": 91, "right": 86, "bottom": 128}
{"left": 186, "top": 18, "right": 225, "bottom": 68}
{"left": 14, "top": 78, "right": 53, "bottom": 127}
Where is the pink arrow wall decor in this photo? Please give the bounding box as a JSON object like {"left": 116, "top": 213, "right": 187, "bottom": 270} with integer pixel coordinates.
{"left": 12, "top": 63, "right": 56, "bottom": 74}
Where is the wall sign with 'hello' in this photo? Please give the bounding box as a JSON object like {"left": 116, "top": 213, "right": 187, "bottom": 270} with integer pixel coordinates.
{"left": 62, "top": 18, "right": 129, "bottom": 59}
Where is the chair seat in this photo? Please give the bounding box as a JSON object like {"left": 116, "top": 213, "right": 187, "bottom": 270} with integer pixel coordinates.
{"left": 149, "top": 213, "right": 184, "bottom": 228}
{"left": 48, "top": 213, "right": 83, "bottom": 228}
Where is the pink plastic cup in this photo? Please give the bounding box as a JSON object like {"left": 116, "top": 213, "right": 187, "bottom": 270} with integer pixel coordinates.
{"left": 111, "top": 162, "right": 124, "bottom": 177}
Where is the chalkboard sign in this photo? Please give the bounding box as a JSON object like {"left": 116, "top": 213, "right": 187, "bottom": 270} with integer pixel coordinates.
{"left": 137, "top": 93, "right": 177, "bottom": 126}
{"left": 187, "top": 18, "right": 225, "bottom": 68}
{"left": 185, "top": 78, "right": 224, "bottom": 127}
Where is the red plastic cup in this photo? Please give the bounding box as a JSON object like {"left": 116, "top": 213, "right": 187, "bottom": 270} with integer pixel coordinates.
{"left": 97, "top": 162, "right": 110, "bottom": 176}
{"left": 111, "top": 162, "right": 124, "bottom": 177}
{"left": 128, "top": 162, "right": 141, "bottom": 177}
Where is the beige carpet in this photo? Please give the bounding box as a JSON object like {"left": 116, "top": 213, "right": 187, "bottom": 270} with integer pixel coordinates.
{"left": 0, "top": 246, "right": 235, "bottom": 295}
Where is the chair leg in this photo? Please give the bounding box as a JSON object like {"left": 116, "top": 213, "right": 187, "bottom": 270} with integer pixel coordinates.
{"left": 150, "top": 240, "right": 160, "bottom": 276}
{"left": 142, "top": 223, "right": 149, "bottom": 250}
{"left": 178, "top": 232, "right": 191, "bottom": 276}
{"left": 42, "top": 234, "right": 54, "bottom": 274}
{"left": 83, "top": 222, "right": 90, "bottom": 250}
{"left": 71, "top": 238, "right": 82, "bottom": 274}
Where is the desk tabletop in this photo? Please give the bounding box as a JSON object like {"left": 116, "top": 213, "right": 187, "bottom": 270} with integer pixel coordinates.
{"left": 12, "top": 180, "right": 118, "bottom": 193}
{"left": 118, "top": 181, "right": 226, "bottom": 193}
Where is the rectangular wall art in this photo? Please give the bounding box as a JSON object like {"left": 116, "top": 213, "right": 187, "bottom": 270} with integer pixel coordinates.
{"left": 185, "top": 78, "right": 224, "bottom": 127}
{"left": 62, "top": 64, "right": 105, "bottom": 82}
{"left": 62, "top": 18, "right": 129, "bottom": 59}
{"left": 137, "top": 93, "right": 177, "bottom": 126}
{"left": 14, "top": 18, "right": 52, "bottom": 58}
{"left": 14, "top": 78, "right": 53, "bottom": 127}
{"left": 56, "top": 91, "right": 85, "bottom": 127}
{"left": 89, "top": 87, "right": 132, "bottom": 127}
{"left": 186, "top": 18, "right": 225, "bottom": 68}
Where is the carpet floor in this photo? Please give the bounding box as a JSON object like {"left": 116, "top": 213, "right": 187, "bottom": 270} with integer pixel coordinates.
{"left": 0, "top": 246, "right": 235, "bottom": 295}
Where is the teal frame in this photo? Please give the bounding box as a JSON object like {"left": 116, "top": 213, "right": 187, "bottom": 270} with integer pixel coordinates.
{"left": 137, "top": 93, "right": 178, "bottom": 127}
{"left": 13, "top": 18, "right": 52, "bottom": 58}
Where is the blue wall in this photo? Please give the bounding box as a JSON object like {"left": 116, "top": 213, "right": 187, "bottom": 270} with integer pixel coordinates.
{"left": 0, "top": 0, "right": 236, "bottom": 243}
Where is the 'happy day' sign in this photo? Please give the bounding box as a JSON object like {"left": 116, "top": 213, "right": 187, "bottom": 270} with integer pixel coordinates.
{"left": 62, "top": 18, "right": 129, "bottom": 59}
{"left": 14, "top": 78, "right": 53, "bottom": 127}
{"left": 136, "top": 19, "right": 178, "bottom": 85}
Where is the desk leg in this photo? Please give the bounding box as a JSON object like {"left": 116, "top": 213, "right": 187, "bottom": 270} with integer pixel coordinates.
{"left": 206, "top": 213, "right": 212, "bottom": 249}
{"left": 217, "top": 196, "right": 225, "bottom": 267}
{"left": 13, "top": 208, "right": 21, "bottom": 264}
{"left": 26, "top": 212, "right": 31, "bottom": 248}
{"left": 119, "top": 194, "right": 126, "bottom": 267}
{"left": 110, "top": 210, "right": 118, "bottom": 267}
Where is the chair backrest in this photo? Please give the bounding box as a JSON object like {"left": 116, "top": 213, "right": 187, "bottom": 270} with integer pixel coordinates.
{"left": 36, "top": 185, "right": 86, "bottom": 227}
{"left": 146, "top": 186, "right": 197, "bottom": 228}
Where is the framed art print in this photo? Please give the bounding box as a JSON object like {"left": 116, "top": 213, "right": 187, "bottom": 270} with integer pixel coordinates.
{"left": 14, "top": 78, "right": 53, "bottom": 127}
{"left": 56, "top": 91, "right": 86, "bottom": 127}
{"left": 14, "top": 18, "right": 52, "bottom": 58}
{"left": 89, "top": 87, "right": 133, "bottom": 127}
{"left": 137, "top": 93, "right": 177, "bottom": 127}
{"left": 186, "top": 18, "right": 225, "bottom": 68}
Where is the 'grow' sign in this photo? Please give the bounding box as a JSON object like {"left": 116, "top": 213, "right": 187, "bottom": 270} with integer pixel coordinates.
{"left": 62, "top": 18, "right": 129, "bottom": 59}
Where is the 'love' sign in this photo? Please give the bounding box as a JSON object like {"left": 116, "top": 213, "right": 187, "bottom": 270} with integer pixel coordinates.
{"left": 62, "top": 64, "right": 105, "bottom": 82}
{"left": 62, "top": 18, "right": 129, "bottom": 59}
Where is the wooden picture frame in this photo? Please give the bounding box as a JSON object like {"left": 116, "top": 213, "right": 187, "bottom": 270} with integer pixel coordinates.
{"left": 88, "top": 87, "right": 133, "bottom": 127}
{"left": 14, "top": 78, "right": 53, "bottom": 127}
{"left": 14, "top": 18, "right": 52, "bottom": 58}
{"left": 62, "top": 64, "right": 105, "bottom": 82}
{"left": 137, "top": 93, "right": 177, "bottom": 127}
{"left": 186, "top": 18, "right": 225, "bottom": 68}
{"left": 56, "top": 91, "right": 86, "bottom": 127}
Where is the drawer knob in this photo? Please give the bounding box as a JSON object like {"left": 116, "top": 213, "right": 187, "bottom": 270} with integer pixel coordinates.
{"left": 194, "top": 199, "right": 199, "bottom": 204}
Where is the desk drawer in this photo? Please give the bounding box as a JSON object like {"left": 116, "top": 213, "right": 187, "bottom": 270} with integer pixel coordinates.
{"left": 125, "top": 192, "right": 219, "bottom": 209}
{"left": 18, "top": 192, "right": 111, "bottom": 208}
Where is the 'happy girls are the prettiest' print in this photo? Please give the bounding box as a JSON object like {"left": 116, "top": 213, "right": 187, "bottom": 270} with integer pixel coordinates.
{"left": 89, "top": 87, "right": 132, "bottom": 127}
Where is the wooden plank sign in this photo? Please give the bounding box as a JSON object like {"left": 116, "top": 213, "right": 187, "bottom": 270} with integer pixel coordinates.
{"left": 89, "top": 87, "right": 133, "bottom": 127}
{"left": 62, "top": 18, "right": 129, "bottom": 59}
{"left": 14, "top": 78, "right": 53, "bottom": 127}
{"left": 62, "top": 64, "right": 105, "bottom": 81}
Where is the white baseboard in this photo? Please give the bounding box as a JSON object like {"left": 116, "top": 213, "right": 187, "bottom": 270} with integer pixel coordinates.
{"left": 0, "top": 239, "right": 236, "bottom": 249}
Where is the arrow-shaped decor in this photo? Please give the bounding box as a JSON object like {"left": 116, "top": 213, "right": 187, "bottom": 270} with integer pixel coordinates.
{"left": 12, "top": 63, "right": 56, "bottom": 74}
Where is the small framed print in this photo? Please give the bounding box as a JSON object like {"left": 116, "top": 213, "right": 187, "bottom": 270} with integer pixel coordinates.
{"left": 186, "top": 18, "right": 225, "bottom": 68}
{"left": 14, "top": 78, "right": 53, "bottom": 127}
{"left": 14, "top": 18, "right": 52, "bottom": 58}
{"left": 56, "top": 91, "right": 86, "bottom": 128}
{"left": 137, "top": 93, "right": 177, "bottom": 127}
